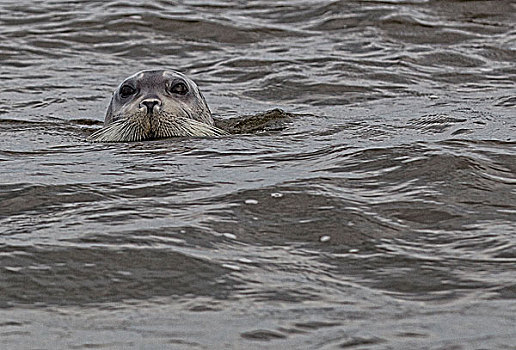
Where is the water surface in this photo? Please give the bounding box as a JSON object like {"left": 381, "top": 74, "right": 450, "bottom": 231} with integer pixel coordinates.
{"left": 1, "top": 0, "right": 515, "bottom": 348}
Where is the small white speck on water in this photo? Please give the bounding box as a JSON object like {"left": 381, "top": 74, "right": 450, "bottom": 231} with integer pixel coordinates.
{"left": 320, "top": 235, "right": 331, "bottom": 242}
{"left": 223, "top": 233, "right": 237, "bottom": 240}
{"left": 180, "top": 229, "right": 186, "bottom": 234}
{"left": 271, "top": 192, "right": 283, "bottom": 198}
{"left": 28, "top": 264, "right": 51, "bottom": 270}
{"left": 116, "top": 270, "right": 133, "bottom": 276}
{"left": 347, "top": 222, "right": 355, "bottom": 226}
{"left": 222, "top": 264, "right": 241, "bottom": 271}
{"left": 318, "top": 206, "right": 335, "bottom": 210}
{"left": 349, "top": 249, "right": 359, "bottom": 253}
{"left": 4, "top": 266, "right": 23, "bottom": 272}
{"left": 238, "top": 258, "right": 253, "bottom": 264}
{"left": 245, "top": 199, "right": 258, "bottom": 205}
{"left": 130, "top": 15, "right": 142, "bottom": 19}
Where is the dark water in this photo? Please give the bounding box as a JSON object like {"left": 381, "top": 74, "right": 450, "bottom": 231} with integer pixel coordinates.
{"left": 1, "top": 0, "right": 515, "bottom": 348}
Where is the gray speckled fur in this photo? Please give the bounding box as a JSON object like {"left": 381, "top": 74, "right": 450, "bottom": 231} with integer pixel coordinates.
{"left": 105, "top": 69, "right": 213, "bottom": 126}
{"left": 89, "top": 69, "right": 225, "bottom": 142}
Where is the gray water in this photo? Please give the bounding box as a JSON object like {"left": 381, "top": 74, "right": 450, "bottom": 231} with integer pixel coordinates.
{"left": 1, "top": 0, "right": 515, "bottom": 349}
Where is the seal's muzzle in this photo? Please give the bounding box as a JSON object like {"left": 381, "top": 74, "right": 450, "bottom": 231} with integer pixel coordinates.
{"left": 139, "top": 98, "right": 161, "bottom": 115}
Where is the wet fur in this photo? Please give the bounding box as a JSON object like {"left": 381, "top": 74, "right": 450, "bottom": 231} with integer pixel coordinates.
{"left": 87, "top": 111, "right": 227, "bottom": 142}
{"left": 88, "top": 69, "right": 225, "bottom": 142}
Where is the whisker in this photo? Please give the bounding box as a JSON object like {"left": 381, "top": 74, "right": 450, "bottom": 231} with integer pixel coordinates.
{"left": 87, "top": 113, "right": 227, "bottom": 142}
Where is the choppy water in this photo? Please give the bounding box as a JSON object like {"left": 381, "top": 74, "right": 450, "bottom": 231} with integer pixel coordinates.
{"left": 1, "top": 0, "right": 515, "bottom": 348}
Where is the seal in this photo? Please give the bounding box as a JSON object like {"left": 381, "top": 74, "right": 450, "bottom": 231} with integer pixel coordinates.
{"left": 87, "top": 69, "right": 227, "bottom": 142}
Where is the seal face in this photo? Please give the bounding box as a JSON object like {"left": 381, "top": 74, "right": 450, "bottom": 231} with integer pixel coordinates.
{"left": 88, "top": 69, "right": 226, "bottom": 142}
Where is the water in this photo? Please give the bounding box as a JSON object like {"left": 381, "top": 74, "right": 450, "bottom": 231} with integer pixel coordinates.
{"left": 1, "top": 0, "right": 515, "bottom": 348}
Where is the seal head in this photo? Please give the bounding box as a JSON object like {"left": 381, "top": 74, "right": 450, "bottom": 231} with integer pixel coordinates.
{"left": 88, "top": 69, "right": 226, "bottom": 142}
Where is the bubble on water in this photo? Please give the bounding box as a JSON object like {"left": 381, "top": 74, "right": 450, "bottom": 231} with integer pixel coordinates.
{"left": 320, "top": 235, "right": 331, "bottom": 242}
{"left": 349, "top": 249, "right": 359, "bottom": 253}
{"left": 116, "top": 270, "right": 132, "bottom": 276}
{"left": 28, "top": 264, "right": 51, "bottom": 270}
{"left": 271, "top": 192, "right": 283, "bottom": 198}
{"left": 223, "top": 233, "right": 237, "bottom": 240}
{"left": 245, "top": 199, "right": 258, "bottom": 205}
{"left": 4, "top": 266, "right": 23, "bottom": 272}
{"left": 222, "top": 264, "right": 241, "bottom": 271}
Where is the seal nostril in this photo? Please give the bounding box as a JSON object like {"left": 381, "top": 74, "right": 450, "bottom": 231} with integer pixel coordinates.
{"left": 139, "top": 99, "right": 162, "bottom": 114}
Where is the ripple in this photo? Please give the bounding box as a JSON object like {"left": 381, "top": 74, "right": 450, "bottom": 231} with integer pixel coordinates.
{"left": 0, "top": 0, "right": 514, "bottom": 348}
{"left": 0, "top": 246, "right": 235, "bottom": 307}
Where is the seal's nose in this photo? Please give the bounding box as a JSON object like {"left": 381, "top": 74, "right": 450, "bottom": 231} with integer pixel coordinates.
{"left": 139, "top": 98, "right": 162, "bottom": 115}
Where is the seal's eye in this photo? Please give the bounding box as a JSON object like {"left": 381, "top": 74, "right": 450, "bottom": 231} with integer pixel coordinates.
{"left": 169, "top": 82, "right": 188, "bottom": 95}
{"left": 120, "top": 85, "right": 136, "bottom": 98}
